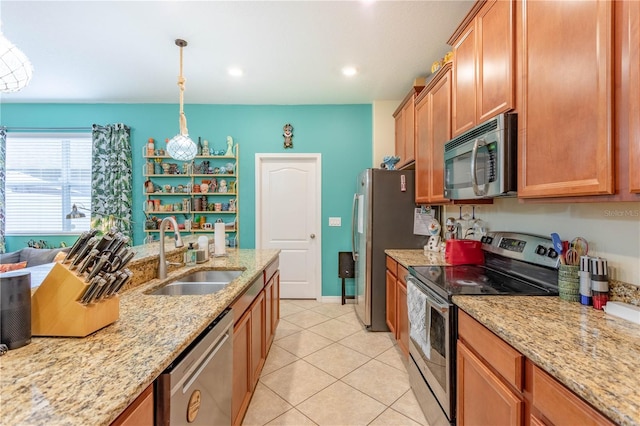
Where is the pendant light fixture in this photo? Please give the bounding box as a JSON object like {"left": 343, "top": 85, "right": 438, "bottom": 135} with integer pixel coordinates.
{"left": 166, "top": 39, "right": 197, "bottom": 161}
{"left": 0, "top": 23, "right": 33, "bottom": 93}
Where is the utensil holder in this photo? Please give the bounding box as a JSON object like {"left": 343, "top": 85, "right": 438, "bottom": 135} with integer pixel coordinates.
{"left": 558, "top": 264, "right": 580, "bottom": 302}
{"left": 31, "top": 262, "right": 120, "bottom": 337}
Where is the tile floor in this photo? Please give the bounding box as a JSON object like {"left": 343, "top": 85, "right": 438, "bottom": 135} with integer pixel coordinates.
{"left": 242, "top": 299, "right": 429, "bottom": 426}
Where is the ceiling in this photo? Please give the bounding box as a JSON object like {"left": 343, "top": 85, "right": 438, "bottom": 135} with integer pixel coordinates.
{"left": 1, "top": 0, "right": 474, "bottom": 105}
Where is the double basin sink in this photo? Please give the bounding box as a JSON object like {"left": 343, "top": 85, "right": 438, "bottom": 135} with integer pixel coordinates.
{"left": 150, "top": 269, "right": 243, "bottom": 296}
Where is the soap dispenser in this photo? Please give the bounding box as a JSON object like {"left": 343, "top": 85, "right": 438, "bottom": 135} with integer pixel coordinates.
{"left": 185, "top": 243, "right": 197, "bottom": 266}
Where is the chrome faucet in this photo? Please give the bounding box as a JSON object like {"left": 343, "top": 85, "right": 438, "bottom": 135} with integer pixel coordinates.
{"left": 158, "top": 216, "right": 184, "bottom": 279}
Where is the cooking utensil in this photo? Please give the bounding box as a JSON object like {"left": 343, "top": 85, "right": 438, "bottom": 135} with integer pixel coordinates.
{"left": 550, "top": 233, "right": 564, "bottom": 264}
{"left": 565, "top": 249, "right": 579, "bottom": 266}
{"left": 570, "top": 237, "right": 589, "bottom": 256}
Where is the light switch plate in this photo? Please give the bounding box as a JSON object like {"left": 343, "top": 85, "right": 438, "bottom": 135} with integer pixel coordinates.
{"left": 329, "top": 217, "right": 341, "bottom": 227}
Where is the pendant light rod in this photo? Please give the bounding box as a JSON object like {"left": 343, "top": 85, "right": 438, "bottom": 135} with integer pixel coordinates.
{"left": 176, "top": 39, "right": 188, "bottom": 137}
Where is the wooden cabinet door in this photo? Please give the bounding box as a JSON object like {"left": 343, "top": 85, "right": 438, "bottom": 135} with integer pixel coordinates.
{"left": 457, "top": 341, "right": 523, "bottom": 426}
{"left": 518, "top": 0, "right": 614, "bottom": 198}
{"left": 452, "top": 22, "right": 477, "bottom": 137}
{"left": 232, "top": 311, "right": 251, "bottom": 426}
{"left": 385, "top": 269, "right": 397, "bottom": 335}
{"left": 403, "top": 100, "right": 416, "bottom": 165}
{"left": 629, "top": 0, "right": 640, "bottom": 193}
{"left": 416, "top": 66, "right": 451, "bottom": 204}
{"left": 265, "top": 277, "right": 274, "bottom": 350}
{"left": 395, "top": 112, "right": 405, "bottom": 166}
{"left": 396, "top": 273, "right": 409, "bottom": 358}
{"left": 429, "top": 68, "right": 452, "bottom": 203}
{"left": 111, "top": 385, "right": 153, "bottom": 426}
{"left": 415, "top": 91, "right": 431, "bottom": 204}
{"left": 476, "top": 0, "right": 514, "bottom": 123}
{"left": 250, "top": 291, "right": 266, "bottom": 389}
{"left": 530, "top": 362, "right": 614, "bottom": 426}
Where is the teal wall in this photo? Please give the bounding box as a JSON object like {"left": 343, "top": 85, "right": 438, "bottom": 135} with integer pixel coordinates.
{"left": 1, "top": 103, "right": 372, "bottom": 297}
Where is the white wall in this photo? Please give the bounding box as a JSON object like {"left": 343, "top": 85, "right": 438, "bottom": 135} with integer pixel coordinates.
{"left": 445, "top": 198, "right": 640, "bottom": 285}
{"left": 372, "top": 100, "right": 400, "bottom": 168}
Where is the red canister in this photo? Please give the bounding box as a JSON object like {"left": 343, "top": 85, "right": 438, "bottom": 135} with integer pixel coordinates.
{"left": 445, "top": 239, "right": 485, "bottom": 265}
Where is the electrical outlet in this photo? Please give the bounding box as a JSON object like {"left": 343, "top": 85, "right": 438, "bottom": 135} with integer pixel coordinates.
{"left": 329, "top": 217, "right": 341, "bottom": 227}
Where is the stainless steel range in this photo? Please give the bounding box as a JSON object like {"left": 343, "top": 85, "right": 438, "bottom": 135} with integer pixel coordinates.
{"left": 405, "top": 232, "right": 560, "bottom": 426}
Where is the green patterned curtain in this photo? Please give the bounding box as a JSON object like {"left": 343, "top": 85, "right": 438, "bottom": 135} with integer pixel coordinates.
{"left": 91, "top": 124, "right": 133, "bottom": 239}
{"left": 0, "top": 127, "right": 6, "bottom": 253}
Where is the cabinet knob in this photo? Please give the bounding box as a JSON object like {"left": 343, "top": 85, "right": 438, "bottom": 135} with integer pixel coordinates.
{"left": 310, "top": 234, "right": 316, "bottom": 239}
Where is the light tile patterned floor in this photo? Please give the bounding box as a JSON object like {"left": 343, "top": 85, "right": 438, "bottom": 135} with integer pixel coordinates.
{"left": 242, "top": 299, "right": 429, "bottom": 426}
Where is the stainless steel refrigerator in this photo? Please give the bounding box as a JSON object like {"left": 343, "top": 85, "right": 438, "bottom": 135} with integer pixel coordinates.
{"left": 351, "top": 169, "right": 429, "bottom": 331}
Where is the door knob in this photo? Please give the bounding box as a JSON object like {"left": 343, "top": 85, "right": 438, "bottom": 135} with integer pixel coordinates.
{"left": 310, "top": 234, "right": 316, "bottom": 239}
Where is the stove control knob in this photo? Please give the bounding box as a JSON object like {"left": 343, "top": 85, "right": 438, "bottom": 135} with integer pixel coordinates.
{"left": 535, "top": 245, "right": 548, "bottom": 256}
{"left": 485, "top": 236, "right": 493, "bottom": 244}
{"left": 547, "top": 248, "right": 558, "bottom": 259}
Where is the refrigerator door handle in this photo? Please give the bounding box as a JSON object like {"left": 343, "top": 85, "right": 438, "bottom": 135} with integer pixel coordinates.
{"left": 351, "top": 193, "right": 359, "bottom": 261}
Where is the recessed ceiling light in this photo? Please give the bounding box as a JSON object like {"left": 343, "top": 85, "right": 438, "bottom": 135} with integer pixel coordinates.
{"left": 342, "top": 66, "right": 358, "bottom": 77}
{"left": 228, "top": 67, "right": 243, "bottom": 77}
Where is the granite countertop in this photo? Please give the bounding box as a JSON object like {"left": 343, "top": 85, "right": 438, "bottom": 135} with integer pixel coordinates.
{"left": 454, "top": 296, "right": 640, "bottom": 425}
{"left": 0, "top": 247, "right": 280, "bottom": 426}
{"left": 385, "top": 249, "right": 448, "bottom": 268}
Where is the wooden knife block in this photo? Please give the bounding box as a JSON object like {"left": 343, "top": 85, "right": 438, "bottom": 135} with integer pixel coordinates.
{"left": 31, "top": 262, "right": 120, "bottom": 337}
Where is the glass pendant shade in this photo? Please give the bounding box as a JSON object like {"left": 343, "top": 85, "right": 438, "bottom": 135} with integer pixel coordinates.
{"left": 167, "top": 133, "right": 197, "bottom": 161}
{"left": 0, "top": 32, "right": 33, "bottom": 92}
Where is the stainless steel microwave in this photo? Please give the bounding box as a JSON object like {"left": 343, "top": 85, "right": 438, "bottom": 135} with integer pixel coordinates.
{"left": 443, "top": 113, "right": 517, "bottom": 200}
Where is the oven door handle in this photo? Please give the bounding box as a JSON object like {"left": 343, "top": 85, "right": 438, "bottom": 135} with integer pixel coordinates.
{"left": 471, "top": 138, "right": 489, "bottom": 197}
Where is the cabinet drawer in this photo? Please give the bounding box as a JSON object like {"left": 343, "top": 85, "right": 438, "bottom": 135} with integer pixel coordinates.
{"left": 386, "top": 256, "right": 398, "bottom": 276}
{"left": 263, "top": 258, "right": 279, "bottom": 283}
{"left": 531, "top": 363, "right": 614, "bottom": 426}
{"left": 397, "top": 265, "right": 409, "bottom": 284}
{"left": 458, "top": 310, "right": 523, "bottom": 391}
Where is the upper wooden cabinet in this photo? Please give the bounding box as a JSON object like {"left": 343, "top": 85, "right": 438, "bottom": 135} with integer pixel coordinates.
{"left": 517, "top": 0, "right": 615, "bottom": 198}
{"left": 416, "top": 63, "right": 452, "bottom": 204}
{"left": 450, "top": 0, "right": 515, "bottom": 137}
{"left": 394, "top": 83, "right": 425, "bottom": 169}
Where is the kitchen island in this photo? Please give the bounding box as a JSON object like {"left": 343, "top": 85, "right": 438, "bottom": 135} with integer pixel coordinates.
{"left": 454, "top": 296, "right": 640, "bottom": 425}
{"left": 0, "top": 245, "right": 280, "bottom": 426}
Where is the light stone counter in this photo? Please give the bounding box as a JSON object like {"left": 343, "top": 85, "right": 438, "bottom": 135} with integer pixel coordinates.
{"left": 454, "top": 296, "right": 640, "bottom": 425}
{"left": 0, "top": 247, "right": 280, "bottom": 426}
{"left": 384, "top": 249, "right": 448, "bottom": 268}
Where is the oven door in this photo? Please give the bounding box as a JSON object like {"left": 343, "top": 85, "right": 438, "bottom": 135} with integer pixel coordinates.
{"left": 407, "top": 276, "right": 453, "bottom": 422}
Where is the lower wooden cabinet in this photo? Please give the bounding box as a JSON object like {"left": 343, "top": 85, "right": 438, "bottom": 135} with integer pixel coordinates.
{"left": 458, "top": 310, "right": 615, "bottom": 426}
{"left": 457, "top": 341, "right": 523, "bottom": 426}
{"left": 232, "top": 262, "right": 280, "bottom": 426}
{"left": 396, "top": 272, "right": 409, "bottom": 357}
{"left": 111, "top": 384, "right": 153, "bottom": 426}
{"left": 385, "top": 256, "right": 408, "bottom": 358}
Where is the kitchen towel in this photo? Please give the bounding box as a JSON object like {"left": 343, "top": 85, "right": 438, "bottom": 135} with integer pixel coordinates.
{"left": 214, "top": 222, "right": 226, "bottom": 256}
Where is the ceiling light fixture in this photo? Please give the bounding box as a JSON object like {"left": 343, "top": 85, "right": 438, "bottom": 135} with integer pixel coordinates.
{"left": 0, "top": 24, "right": 33, "bottom": 93}
{"left": 166, "top": 39, "right": 197, "bottom": 162}
{"left": 342, "top": 66, "right": 358, "bottom": 77}
{"left": 228, "top": 67, "right": 243, "bottom": 77}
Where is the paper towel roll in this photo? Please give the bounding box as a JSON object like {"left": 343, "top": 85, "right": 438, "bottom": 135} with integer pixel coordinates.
{"left": 214, "top": 222, "right": 226, "bottom": 256}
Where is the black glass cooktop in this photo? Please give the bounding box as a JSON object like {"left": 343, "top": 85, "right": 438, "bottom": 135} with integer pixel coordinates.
{"left": 409, "top": 263, "right": 559, "bottom": 299}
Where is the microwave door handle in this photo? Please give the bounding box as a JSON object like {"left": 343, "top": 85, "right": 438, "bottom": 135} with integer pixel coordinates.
{"left": 351, "top": 193, "right": 359, "bottom": 261}
{"left": 471, "top": 138, "right": 489, "bottom": 196}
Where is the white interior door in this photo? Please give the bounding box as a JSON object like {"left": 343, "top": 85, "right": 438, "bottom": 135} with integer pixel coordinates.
{"left": 256, "top": 154, "right": 321, "bottom": 299}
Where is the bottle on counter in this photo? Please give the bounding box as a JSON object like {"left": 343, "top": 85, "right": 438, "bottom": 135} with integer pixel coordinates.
{"left": 184, "top": 243, "right": 197, "bottom": 266}
{"left": 579, "top": 255, "right": 592, "bottom": 306}
{"left": 590, "top": 257, "right": 609, "bottom": 310}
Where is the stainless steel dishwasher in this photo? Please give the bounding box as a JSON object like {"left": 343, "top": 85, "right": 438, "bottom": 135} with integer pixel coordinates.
{"left": 155, "top": 308, "right": 233, "bottom": 425}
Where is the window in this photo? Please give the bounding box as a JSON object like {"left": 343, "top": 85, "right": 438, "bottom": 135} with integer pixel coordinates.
{"left": 5, "top": 133, "right": 92, "bottom": 235}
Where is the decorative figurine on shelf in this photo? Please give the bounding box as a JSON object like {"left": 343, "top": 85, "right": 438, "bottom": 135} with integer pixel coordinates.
{"left": 145, "top": 179, "right": 154, "bottom": 193}
{"left": 229, "top": 181, "right": 236, "bottom": 193}
{"left": 283, "top": 123, "right": 293, "bottom": 149}
{"left": 218, "top": 179, "right": 228, "bottom": 193}
{"left": 225, "top": 136, "right": 235, "bottom": 156}
{"left": 229, "top": 199, "right": 236, "bottom": 212}
{"left": 210, "top": 178, "right": 218, "bottom": 192}
{"left": 202, "top": 139, "right": 210, "bottom": 156}
{"left": 381, "top": 155, "right": 400, "bottom": 170}
{"left": 147, "top": 138, "right": 155, "bottom": 156}
{"left": 200, "top": 183, "right": 209, "bottom": 193}
{"left": 202, "top": 160, "right": 210, "bottom": 174}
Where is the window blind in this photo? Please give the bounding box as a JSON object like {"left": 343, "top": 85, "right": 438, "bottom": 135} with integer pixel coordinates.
{"left": 5, "top": 133, "right": 92, "bottom": 234}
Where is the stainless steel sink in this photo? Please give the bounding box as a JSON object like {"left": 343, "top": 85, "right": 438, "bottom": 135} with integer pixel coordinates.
{"left": 150, "top": 269, "right": 243, "bottom": 296}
